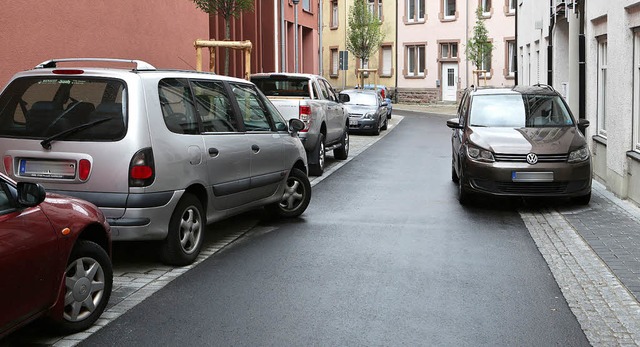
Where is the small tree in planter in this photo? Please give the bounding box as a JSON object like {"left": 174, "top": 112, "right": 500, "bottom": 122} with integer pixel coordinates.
{"left": 465, "top": 7, "right": 493, "bottom": 85}
{"left": 346, "top": 0, "right": 386, "bottom": 88}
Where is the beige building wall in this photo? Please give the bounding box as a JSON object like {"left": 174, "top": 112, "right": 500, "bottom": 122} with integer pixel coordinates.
{"left": 396, "top": 0, "right": 515, "bottom": 103}
{"left": 321, "top": 0, "right": 397, "bottom": 91}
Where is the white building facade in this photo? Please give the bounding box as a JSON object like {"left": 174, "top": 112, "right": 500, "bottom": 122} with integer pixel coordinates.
{"left": 518, "top": 0, "right": 640, "bottom": 206}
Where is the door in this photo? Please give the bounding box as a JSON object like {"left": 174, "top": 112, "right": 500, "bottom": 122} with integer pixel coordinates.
{"left": 442, "top": 63, "right": 458, "bottom": 102}
{"left": 0, "top": 180, "right": 58, "bottom": 332}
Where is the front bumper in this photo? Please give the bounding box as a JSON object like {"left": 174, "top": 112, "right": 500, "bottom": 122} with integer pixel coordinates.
{"left": 349, "top": 117, "right": 377, "bottom": 133}
{"left": 461, "top": 157, "right": 592, "bottom": 197}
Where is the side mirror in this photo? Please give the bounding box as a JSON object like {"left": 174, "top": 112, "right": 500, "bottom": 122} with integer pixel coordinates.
{"left": 381, "top": 102, "right": 389, "bottom": 107}
{"left": 17, "top": 182, "right": 46, "bottom": 207}
{"left": 446, "top": 118, "right": 463, "bottom": 129}
{"left": 577, "top": 118, "right": 590, "bottom": 129}
{"left": 289, "top": 118, "right": 305, "bottom": 133}
{"left": 338, "top": 93, "right": 350, "bottom": 103}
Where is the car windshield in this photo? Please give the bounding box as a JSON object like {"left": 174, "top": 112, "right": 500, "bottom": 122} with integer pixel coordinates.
{"left": 0, "top": 77, "right": 127, "bottom": 141}
{"left": 469, "top": 94, "right": 574, "bottom": 128}
{"left": 344, "top": 92, "right": 377, "bottom": 106}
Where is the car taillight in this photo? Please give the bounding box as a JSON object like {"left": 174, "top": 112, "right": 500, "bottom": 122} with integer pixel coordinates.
{"left": 129, "top": 148, "right": 155, "bottom": 187}
{"left": 380, "top": 89, "right": 385, "bottom": 98}
{"left": 3, "top": 155, "right": 11, "bottom": 175}
{"left": 78, "top": 159, "right": 91, "bottom": 181}
{"left": 299, "top": 105, "right": 312, "bottom": 132}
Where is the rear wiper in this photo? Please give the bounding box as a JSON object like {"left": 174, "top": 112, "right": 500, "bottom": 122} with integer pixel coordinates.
{"left": 40, "top": 118, "right": 111, "bottom": 150}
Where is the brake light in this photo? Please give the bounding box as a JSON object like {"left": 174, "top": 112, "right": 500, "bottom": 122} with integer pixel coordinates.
{"left": 129, "top": 148, "right": 155, "bottom": 187}
{"left": 299, "top": 105, "right": 312, "bottom": 132}
{"left": 3, "top": 155, "right": 11, "bottom": 175}
{"left": 52, "top": 69, "right": 84, "bottom": 75}
{"left": 78, "top": 159, "right": 91, "bottom": 181}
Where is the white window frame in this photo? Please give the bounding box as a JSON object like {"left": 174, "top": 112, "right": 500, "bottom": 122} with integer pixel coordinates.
{"left": 302, "top": 0, "right": 311, "bottom": 12}
{"left": 480, "top": 48, "right": 492, "bottom": 77}
{"left": 331, "top": 1, "right": 338, "bottom": 27}
{"left": 407, "top": 0, "right": 425, "bottom": 22}
{"left": 481, "top": 0, "right": 491, "bottom": 16}
{"left": 368, "top": 0, "right": 382, "bottom": 20}
{"left": 331, "top": 49, "right": 339, "bottom": 76}
{"left": 509, "top": 0, "right": 516, "bottom": 14}
{"left": 634, "top": 31, "right": 640, "bottom": 151}
{"left": 407, "top": 45, "right": 426, "bottom": 77}
{"left": 508, "top": 40, "right": 516, "bottom": 77}
{"left": 597, "top": 38, "right": 608, "bottom": 137}
{"left": 444, "top": 0, "right": 456, "bottom": 19}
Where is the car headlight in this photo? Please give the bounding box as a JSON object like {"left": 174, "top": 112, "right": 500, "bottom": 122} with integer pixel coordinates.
{"left": 568, "top": 146, "right": 590, "bottom": 163}
{"left": 364, "top": 112, "right": 375, "bottom": 119}
{"left": 466, "top": 145, "right": 495, "bottom": 162}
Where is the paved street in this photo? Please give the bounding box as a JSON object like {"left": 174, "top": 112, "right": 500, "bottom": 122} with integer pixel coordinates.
{"left": 2, "top": 105, "right": 640, "bottom": 346}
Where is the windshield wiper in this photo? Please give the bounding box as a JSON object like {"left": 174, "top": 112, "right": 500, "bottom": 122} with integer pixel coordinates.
{"left": 40, "top": 118, "right": 111, "bottom": 150}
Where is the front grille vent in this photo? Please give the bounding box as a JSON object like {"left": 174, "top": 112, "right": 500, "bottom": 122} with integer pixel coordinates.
{"left": 494, "top": 153, "right": 568, "bottom": 163}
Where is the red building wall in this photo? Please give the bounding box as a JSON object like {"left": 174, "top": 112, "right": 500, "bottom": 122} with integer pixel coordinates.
{"left": 0, "top": 0, "right": 209, "bottom": 87}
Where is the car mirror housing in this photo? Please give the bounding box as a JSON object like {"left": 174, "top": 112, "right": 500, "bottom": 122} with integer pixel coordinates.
{"left": 338, "top": 93, "right": 350, "bottom": 103}
{"left": 17, "top": 182, "right": 46, "bottom": 207}
{"left": 446, "top": 118, "right": 463, "bottom": 129}
{"left": 577, "top": 118, "right": 590, "bottom": 129}
{"left": 289, "top": 118, "right": 305, "bottom": 133}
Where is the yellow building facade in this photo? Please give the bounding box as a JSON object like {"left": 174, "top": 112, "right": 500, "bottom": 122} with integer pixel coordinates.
{"left": 321, "top": 0, "right": 396, "bottom": 92}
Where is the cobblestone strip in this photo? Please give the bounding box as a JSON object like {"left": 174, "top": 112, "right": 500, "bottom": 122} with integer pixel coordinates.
{"left": 520, "top": 208, "right": 640, "bottom": 346}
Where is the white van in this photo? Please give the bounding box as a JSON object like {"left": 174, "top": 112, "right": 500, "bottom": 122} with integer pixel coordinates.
{"left": 0, "top": 58, "right": 311, "bottom": 265}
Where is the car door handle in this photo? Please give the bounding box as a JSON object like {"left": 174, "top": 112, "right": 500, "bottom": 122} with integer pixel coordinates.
{"left": 208, "top": 148, "right": 219, "bottom": 157}
{"left": 251, "top": 144, "right": 260, "bottom": 153}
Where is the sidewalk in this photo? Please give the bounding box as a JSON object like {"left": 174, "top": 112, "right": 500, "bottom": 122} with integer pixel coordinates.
{"left": 396, "top": 102, "right": 640, "bottom": 345}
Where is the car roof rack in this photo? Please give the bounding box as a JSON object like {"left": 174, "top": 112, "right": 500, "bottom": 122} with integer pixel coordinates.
{"left": 532, "top": 83, "right": 554, "bottom": 91}
{"left": 34, "top": 58, "right": 156, "bottom": 70}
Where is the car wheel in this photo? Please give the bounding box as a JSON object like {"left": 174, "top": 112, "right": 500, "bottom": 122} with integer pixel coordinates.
{"left": 381, "top": 117, "right": 388, "bottom": 131}
{"left": 372, "top": 119, "right": 381, "bottom": 135}
{"left": 387, "top": 110, "right": 392, "bottom": 119}
{"left": 308, "top": 133, "right": 325, "bottom": 176}
{"left": 451, "top": 160, "right": 459, "bottom": 183}
{"left": 572, "top": 192, "right": 591, "bottom": 205}
{"left": 266, "top": 168, "right": 311, "bottom": 218}
{"left": 160, "top": 193, "right": 205, "bottom": 266}
{"left": 51, "top": 240, "right": 113, "bottom": 334}
{"left": 458, "top": 172, "right": 472, "bottom": 205}
{"left": 333, "top": 127, "right": 349, "bottom": 160}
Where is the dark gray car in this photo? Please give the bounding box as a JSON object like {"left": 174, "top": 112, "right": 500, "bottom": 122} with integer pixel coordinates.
{"left": 341, "top": 89, "right": 388, "bottom": 135}
{"left": 446, "top": 85, "right": 592, "bottom": 205}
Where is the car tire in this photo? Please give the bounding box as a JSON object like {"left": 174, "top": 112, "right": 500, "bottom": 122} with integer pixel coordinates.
{"left": 308, "top": 133, "right": 325, "bottom": 176}
{"left": 266, "top": 168, "right": 311, "bottom": 218}
{"left": 572, "top": 192, "right": 591, "bottom": 205}
{"left": 160, "top": 193, "right": 205, "bottom": 266}
{"left": 381, "top": 117, "right": 388, "bottom": 131}
{"left": 333, "top": 127, "right": 349, "bottom": 160}
{"left": 458, "top": 173, "right": 472, "bottom": 205}
{"left": 50, "top": 240, "right": 113, "bottom": 334}
{"left": 372, "top": 119, "right": 381, "bottom": 136}
{"left": 387, "top": 111, "right": 392, "bottom": 119}
{"left": 451, "top": 160, "right": 459, "bottom": 183}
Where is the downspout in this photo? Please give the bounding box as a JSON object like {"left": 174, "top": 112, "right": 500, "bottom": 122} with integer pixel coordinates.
{"left": 281, "top": 0, "right": 286, "bottom": 72}
{"left": 578, "top": 0, "right": 585, "bottom": 121}
{"left": 514, "top": 0, "right": 518, "bottom": 85}
{"left": 548, "top": 0, "right": 554, "bottom": 87}
{"left": 465, "top": 0, "right": 469, "bottom": 87}
{"left": 319, "top": 0, "right": 323, "bottom": 75}
{"left": 394, "top": 0, "right": 398, "bottom": 100}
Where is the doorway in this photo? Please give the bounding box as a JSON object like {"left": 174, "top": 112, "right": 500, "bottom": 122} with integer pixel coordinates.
{"left": 441, "top": 63, "right": 458, "bottom": 102}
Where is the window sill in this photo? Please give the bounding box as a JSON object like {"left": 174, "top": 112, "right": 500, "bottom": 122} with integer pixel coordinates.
{"left": 505, "top": 75, "right": 515, "bottom": 80}
{"left": 404, "top": 75, "right": 426, "bottom": 79}
{"left": 627, "top": 150, "right": 640, "bottom": 162}
{"left": 330, "top": 26, "right": 338, "bottom": 30}
{"left": 404, "top": 19, "right": 426, "bottom": 25}
{"left": 329, "top": 74, "right": 339, "bottom": 79}
{"left": 593, "top": 135, "right": 607, "bottom": 145}
{"left": 441, "top": 17, "right": 456, "bottom": 23}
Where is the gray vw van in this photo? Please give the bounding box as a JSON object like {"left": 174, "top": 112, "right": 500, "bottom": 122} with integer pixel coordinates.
{"left": 0, "top": 58, "right": 311, "bottom": 265}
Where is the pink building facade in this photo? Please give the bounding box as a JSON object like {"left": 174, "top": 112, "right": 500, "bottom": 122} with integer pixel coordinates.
{"left": 0, "top": 1, "right": 210, "bottom": 87}
{"left": 396, "top": 0, "right": 516, "bottom": 103}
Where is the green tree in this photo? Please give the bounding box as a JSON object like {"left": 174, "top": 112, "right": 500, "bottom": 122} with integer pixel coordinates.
{"left": 191, "top": 0, "right": 255, "bottom": 75}
{"left": 465, "top": 7, "right": 494, "bottom": 85}
{"left": 345, "top": 0, "right": 386, "bottom": 88}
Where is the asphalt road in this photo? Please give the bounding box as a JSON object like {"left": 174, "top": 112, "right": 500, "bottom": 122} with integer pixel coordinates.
{"left": 78, "top": 110, "right": 589, "bottom": 346}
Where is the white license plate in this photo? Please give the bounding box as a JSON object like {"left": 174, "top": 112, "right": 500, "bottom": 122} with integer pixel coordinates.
{"left": 512, "top": 171, "right": 554, "bottom": 182}
{"left": 18, "top": 159, "right": 76, "bottom": 179}
{"left": 349, "top": 119, "right": 359, "bottom": 126}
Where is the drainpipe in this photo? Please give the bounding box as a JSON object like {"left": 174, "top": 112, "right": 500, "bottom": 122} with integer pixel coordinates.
{"left": 394, "top": 0, "right": 398, "bottom": 100}
{"left": 548, "top": 0, "right": 554, "bottom": 87}
{"left": 319, "top": 0, "right": 323, "bottom": 75}
{"left": 281, "top": 0, "right": 286, "bottom": 72}
{"left": 465, "top": 0, "right": 469, "bottom": 88}
{"left": 578, "top": 0, "right": 585, "bottom": 121}
{"left": 514, "top": 0, "right": 518, "bottom": 85}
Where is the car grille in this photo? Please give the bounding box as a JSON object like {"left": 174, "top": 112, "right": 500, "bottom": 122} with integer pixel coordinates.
{"left": 473, "top": 179, "right": 569, "bottom": 194}
{"left": 494, "top": 153, "right": 568, "bottom": 162}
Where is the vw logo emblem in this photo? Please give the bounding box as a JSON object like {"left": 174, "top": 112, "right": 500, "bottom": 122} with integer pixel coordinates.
{"left": 526, "top": 153, "right": 538, "bottom": 165}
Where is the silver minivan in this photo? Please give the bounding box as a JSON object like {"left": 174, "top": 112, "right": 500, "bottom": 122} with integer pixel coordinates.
{"left": 0, "top": 58, "right": 311, "bottom": 265}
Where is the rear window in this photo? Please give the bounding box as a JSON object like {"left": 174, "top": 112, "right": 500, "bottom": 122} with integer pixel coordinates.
{"left": 0, "top": 77, "right": 127, "bottom": 141}
{"left": 469, "top": 94, "right": 574, "bottom": 128}
{"left": 252, "top": 77, "right": 312, "bottom": 98}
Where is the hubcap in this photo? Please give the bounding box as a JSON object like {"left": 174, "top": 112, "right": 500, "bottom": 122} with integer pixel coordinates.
{"left": 344, "top": 132, "right": 349, "bottom": 153}
{"left": 64, "top": 257, "right": 106, "bottom": 322}
{"left": 280, "top": 177, "right": 305, "bottom": 211}
{"left": 179, "top": 207, "right": 202, "bottom": 254}
{"left": 319, "top": 141, "right": 325, "bottom": 169}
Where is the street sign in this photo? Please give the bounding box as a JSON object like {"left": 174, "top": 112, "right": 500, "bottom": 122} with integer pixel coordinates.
{"left": 339, "top": 51, "right": 348, "bottom": 70}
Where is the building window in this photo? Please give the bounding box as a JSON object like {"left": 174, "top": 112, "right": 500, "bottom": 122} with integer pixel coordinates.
{"left": 441, "top": 42, "right": 458, "bottom": 59}
{"left": 444, "top": 0, "right": 456, "bottom": 18}
{"left": 634, "top": 31, "right": 640, "bottom": 151}
{"left": 330, "top": 48, "right": 339, "bottom": 77}
{"left": 368, "top": 0, "right": 383, "bottom": 20}
{"left": 302, "top": 0, "right": 311, "bottom": 12}
{"left": 480, "top": 0, "right": 491, "bottom": 16}
{"left": 507, "top": 40, "right": 516, "bottom": 77}
{"left": 407, "top": 0, "right": 426, "bottom": 22}
{"left": 406, "top": 44, "right": 426, "bottom": 77}
{"left": 381, "top": 45, "right": 393, "bottom": 76}
{"left": 508, "top": 0, "right": 516, "bottom": 14}
{"left": 480, "top": 48, "right": 492, "bottom": 77}
{"left": 597, "top": 38, "right": 607, "bottom": 137}
{"left": 330, "top": 1, "right": 338, "bottom": 28}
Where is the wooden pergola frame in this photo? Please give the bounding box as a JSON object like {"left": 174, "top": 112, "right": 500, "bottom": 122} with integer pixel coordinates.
{"left": 194, "top": 39, "right": 253, "bottom": 80}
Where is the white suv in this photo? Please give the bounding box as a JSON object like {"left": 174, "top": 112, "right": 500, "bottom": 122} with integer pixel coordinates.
{"left": 0, "top": 58, "right": 311, "bottom": 265}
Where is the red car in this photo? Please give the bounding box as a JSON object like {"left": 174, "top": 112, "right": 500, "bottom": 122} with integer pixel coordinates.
{"left": 0, "top": 173, "right": 112, "bottom": 338}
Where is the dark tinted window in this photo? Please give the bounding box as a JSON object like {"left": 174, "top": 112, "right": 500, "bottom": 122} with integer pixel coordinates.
{"left": 158, "top": 79, "right": 199, "bottom": 135}
{"left": 191, "top": 80, "right": 238, "bottom": 133}
{"left": 0, "top": 77, "right": 126, "bottom": 140}
{"left": 230, "top": 83, "right": 273, "bottom": 132}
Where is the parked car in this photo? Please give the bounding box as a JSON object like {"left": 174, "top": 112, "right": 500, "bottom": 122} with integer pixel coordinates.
{"left": 446, "top": 84, "right": 592, "bottom": 205}
{"left": 251, "top": 73, "right": 350, "bottom": 176}
{"left": 0, "top": 173, "right": 112, "bottom": 338}
{"left": 362, "top": 84, "right": 392, "bottom": 119}
{"left": 0, "top": 58, "right": 311, "bottom": 266}
{"left": 340, "top": 89, "right": 389, "bottom": 135}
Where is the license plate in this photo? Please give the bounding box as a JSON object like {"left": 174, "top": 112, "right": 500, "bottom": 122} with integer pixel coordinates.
{"left": 18, "top": 159, "right": 76, "bottom": 179}
{"left": 512, "top": 171, "right": 553, "bottom": 182}
{"left": 349, "top": 119, "right": 359, "bottom": 126}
